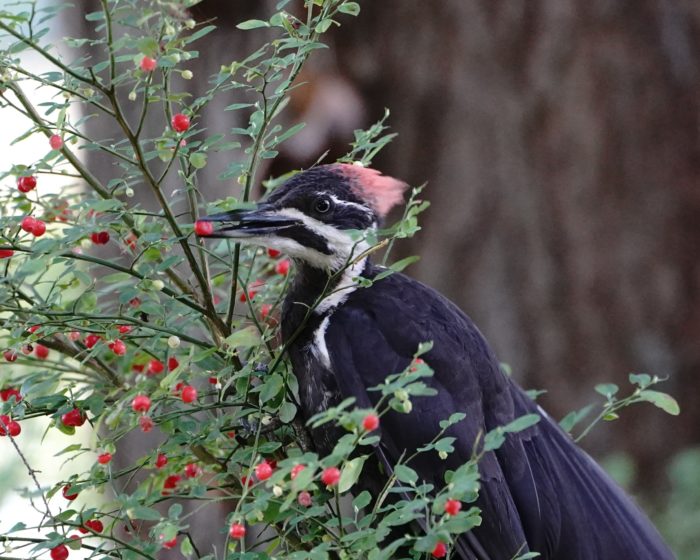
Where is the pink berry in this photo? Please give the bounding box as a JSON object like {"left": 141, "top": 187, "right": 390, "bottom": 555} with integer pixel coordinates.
{"left": 97, "top": 452, "right": 112, "bottom": 465}
{"left": 84, "top": 334, "right": 101, "bottom": 348}
{"left": 181, "top": 385, "right": 197, "bottom": 403}
{"left": 139, "top": 415, "right": 154, "bottom": 432}
{"left": 34, "top": 344, "right": 49, "bottom": 359}
{"left": 362, "top": 413, "right": 379, "bottom": 432}
{"left": 444, "top": 498, "right": 461, "bottom": 516}
{"left": 297, "top": 490, "right": 312, "bottom": 507}
{"left": 184, "top": 463, "right": 202, "bottom": 478}
{"left": 140, "top": 56, "right": 157, "bottom": 72}
{"left": 194, "top": 220, "right": 213, "bottom": 236}
{"left": 109, "top": 339, "right": 126, "bottom": 355}
{"left": 290, "top": 464, "right": 306, "bottom": 480}
{"left": 255, "top": 461, "right": 273, "bottom": 481}
{"left": 68, "top": 331, "right": 81, "bottom": 341}
{"left": 320, "top": 467, "right": 341, "bottom": 487}
{"left": 147, "top": 359, "right": 164, "bottom": 375}
{"left": 171, "top": 113, "right": 190, "bottom": 133}
{"left": 131, "top": 394, "right": 151, "bottom": 413}
{"left": 50, "top": 544, "right": 69, "bottom": 560}
{"left": 229, "top": 523, "right": 246, "bottom": 539}
{"left": 49, "top": 135, "right": 63, "bottom": 150}
{"left": 275, "top": 259, "right": 290, "bottom": 276}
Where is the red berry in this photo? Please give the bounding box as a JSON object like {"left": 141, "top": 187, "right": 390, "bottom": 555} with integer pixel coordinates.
{"left": 3, "top": 350, "right": 17, "bottom": 362}
{"left": 155, "top": 453, "right": 168, "bottom": 468}
{"left": 444, "top": 498, "right": 462, "bottom": 516}
{"left": 181, "top": 385, "right": 197, "bottom": 403}
{"left": 0, "top": 249, "right": 14, "bottom": 259}
{"left": 84, "top": 334, "right": 101, "bottom": 349}
{"left": 21, "top": 216, "right": 36, "bottom": 233}
{"left": 33, "top": 343, "right": 49, "bottom": 359}
{"left": 97, "top": 452, "right": 112, "bottom": 465}
{"left": 147, "top": 359, "right": 164, "bottom": 375}
{"left": 62, "top": 485, "right": 79, "bottom": 500}
{"left": 0, "top": 415, "right": 21, "bottom": 437}
{"left": 117, "top": 325, "right": 131, "bottom": 334}
{"left": 297, "top": 490, "right": 312, "bottom": 507}
{"left": 275, "top": 259, "right": 290, "bottom": 276}
{"left": 229, "top": 523, "right": 246, "bottom": 540}
{"left": 61, "top": 408, "right": 86, "bottom": 427}
{"left": 17, "top": 176, "right": 37, "bottom": 193}
{"left": 162, "top": 474, "right": 181, "bottom": 494}
{"left": 140, "top": 56, "right": 157, "bottom": 72}
{"left": 290, "top": 464, "right": 306, "bottom": 480}
{"left": 432, "top": 542, "right": 447, "bottom": 558}
{"left": 320, "top": 467, "right": 341, "bottom": 487}
{"left": 84, "top": 519, "right": 103, "bottom": 533}
{"left": 267, "top": 248, "right": 281, "bottom": 258}
{"left": 49, "top": 135, "right": 64, "bottom": 150}
{"left": 168, "top": 357, "right": 179, "bottom": 371}
{"left": 171, "top": 113, "right": 190, "bottom": 133}
{"left": 362, "top": 413, "right": 379, "bottom": 432}
{"left": 255, "top": 461, "right": 273, "bottom": 481}
{"left": 139, "top": 415, "right": 154, "bottom": 432}
{"left": 184, "top": 463, "right": 202, "bottom": 478}
{"left": 208, "top": 376, "right": 218, "bottom": 385}
{"left": 91, "top": 231, "right": 110, "bottom": 245}
{"left": 131, "top": 394, "right": 151, "bottom": 413}
{"left": 50, "top": 544, "right": 69, "bottom": 560}
{"left": 0, "top": 387, "right": 21, "bottom": 402}
{"left": 194, "top": 220, "right": 213, "bottom": 236}
{"left": 260, "top": 303, "right": 272, "bottom": 320}
{"left": 109, "top": 339, "right": 126, "bottom": 356}
{"left": 162, "top": 537, "right": 177, "bottom": 549}
{"left": 30, "top": 219, "right": 46, "bottom": 237}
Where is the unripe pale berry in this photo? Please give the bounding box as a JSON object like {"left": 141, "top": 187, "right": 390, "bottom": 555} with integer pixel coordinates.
{"left": 167, "top": 335, "right": 180, "bottom": 348}
{"left": 181, "top": 70, "right": 193, "bottom": 80}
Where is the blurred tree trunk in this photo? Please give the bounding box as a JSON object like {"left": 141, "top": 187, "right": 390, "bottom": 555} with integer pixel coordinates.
{"left": 332, "top": 0, "right": 700, "bottom": 491}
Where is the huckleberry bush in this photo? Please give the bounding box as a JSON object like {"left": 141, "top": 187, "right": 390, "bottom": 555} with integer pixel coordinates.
{"left": 0, "top": 2, "right": 680, "bottom": 559}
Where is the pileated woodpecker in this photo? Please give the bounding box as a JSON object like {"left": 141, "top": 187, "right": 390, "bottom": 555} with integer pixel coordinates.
{"left": 199, "top": 164, "right": 674, "bottom": 559}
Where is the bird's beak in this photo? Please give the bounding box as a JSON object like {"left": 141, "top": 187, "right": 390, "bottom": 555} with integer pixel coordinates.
{"left": 196, "top": 205, "right": 298, "bottom": 238}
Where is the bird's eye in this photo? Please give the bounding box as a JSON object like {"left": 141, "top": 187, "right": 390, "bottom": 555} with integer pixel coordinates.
{"left": 314, "top": 197, "right": 332, "bottom": 214}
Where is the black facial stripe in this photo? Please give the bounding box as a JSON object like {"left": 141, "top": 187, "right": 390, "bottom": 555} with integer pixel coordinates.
{"left": 282, "top": 224, "right": 333, "bottom": 255}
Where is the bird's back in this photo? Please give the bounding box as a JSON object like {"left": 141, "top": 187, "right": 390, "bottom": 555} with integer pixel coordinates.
{"left": 288, "top": 264, "right": 675, "bottom": 560}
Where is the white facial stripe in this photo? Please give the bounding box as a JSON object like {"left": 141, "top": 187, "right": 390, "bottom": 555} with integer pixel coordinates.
{"left": 311, "top": 315, "right": 332, "bottom": 368}
{"left": 315, "top": 256, "right": 366, "bottom": 314}
{"left": 326, "top": 194, "right": 373, "bottom": 216}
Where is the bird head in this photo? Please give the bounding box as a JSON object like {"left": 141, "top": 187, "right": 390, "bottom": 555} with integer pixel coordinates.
{"left": 197, "top": 164, "right": 407, "bottom": 271}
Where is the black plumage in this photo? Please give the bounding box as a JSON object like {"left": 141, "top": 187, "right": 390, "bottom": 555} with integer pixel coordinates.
{"left": 200, "top": 164, "right": 675, "bottom": 559}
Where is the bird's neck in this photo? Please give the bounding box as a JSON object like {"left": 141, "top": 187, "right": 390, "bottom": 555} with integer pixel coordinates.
{"left": 281, "top": 257, "right": 371, "bottom": 343}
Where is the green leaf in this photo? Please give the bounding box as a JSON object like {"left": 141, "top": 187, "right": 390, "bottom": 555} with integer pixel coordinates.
{"left": 502, "top": 413, "right": 540, "bottom": 433}
{"left": 137, "top": 36, "right": 159, "bottom": 56}
{"left": 339, "top": 2, "right": 361, "bottom": 16}
{"left": 629, "top": 373, "right": 652, "bottom": 388}
{"left": 559, "top": 404, "right": 594, "bottom": 433}
{"left": 315, "top": 18, "right": 334, "bottom": 33}
{"left": 483, "top": 429, "right": 505, "bottom": 451}
{"left": 638, "top": 390, "right": 680, "bottom": 415}
{"left": 223, "top": 326, "right": 259, "bottom": 349}
{"left": 393, "top": 464, "right": 418, "bottom": 485}
{"left": 237, "top": 19, "right": 269, "bottom": 30}
{"left": 595, "top": 383, "right": 619, "bottom": 398}
{"left": 189, "top": 152, "right": 208, "bottom": 169}
{"left": 279, "top": 401, "right": 297, "bottom": 423}
{"left": 352, "top": 490, "right": 371, "bottom": 511}
{"left": 127, "top": 506, "right": 162, "bottom": 521}
{"left": 258, "top": 373, "right": 284, "bottom": 403}
{"left": 339, "top": 455, "right": 367, "bottom": 493}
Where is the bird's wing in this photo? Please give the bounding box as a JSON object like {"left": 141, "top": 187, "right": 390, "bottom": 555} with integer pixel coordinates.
{"left": 323, "top": 271, "right": 675, "bottom": 560}
{"left": 323, "top": 276, "right": 532, "bottom": 559}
